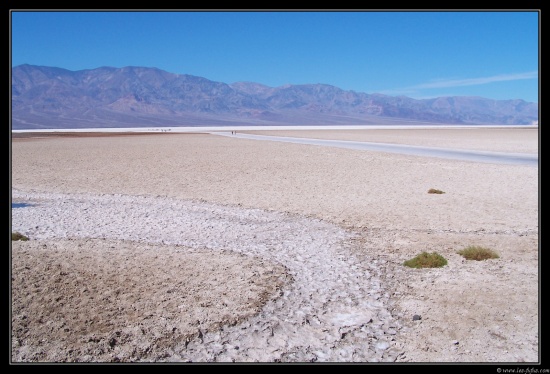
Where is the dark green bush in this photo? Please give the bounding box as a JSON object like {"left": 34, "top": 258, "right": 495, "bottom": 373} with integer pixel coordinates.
{"left": 404, "top": 251, "right": 448, "bottom": 268}
{"left": 12, "top": 232, "right": 29, "bottom": 241}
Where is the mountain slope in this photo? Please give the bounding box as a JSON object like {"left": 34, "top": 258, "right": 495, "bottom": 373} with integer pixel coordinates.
{"left": 11, "top": 64, "right": 539, "bottom": 129}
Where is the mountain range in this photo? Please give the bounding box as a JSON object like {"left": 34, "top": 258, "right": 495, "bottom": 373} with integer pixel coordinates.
{"left": 11, "top": 64, "right": 539, "bottom": 129}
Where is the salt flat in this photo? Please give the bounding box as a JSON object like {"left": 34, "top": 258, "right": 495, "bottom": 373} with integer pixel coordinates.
{"left": 211, "top": 131, "right": 537, "bottom": 166}
{"left": 11, "top": 127, "right": 539, "bottom": 363}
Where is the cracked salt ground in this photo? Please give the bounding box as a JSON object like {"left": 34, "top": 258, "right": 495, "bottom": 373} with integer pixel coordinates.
{"left": 11, "top": 190, "right": 401, "bottom": 362}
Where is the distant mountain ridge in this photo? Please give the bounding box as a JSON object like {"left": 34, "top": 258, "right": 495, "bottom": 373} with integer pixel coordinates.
{"left": 11, "top": 64, "right": 539, "bottom": 129}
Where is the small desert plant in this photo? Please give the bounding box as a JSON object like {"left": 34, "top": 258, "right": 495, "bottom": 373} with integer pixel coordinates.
{"left": 427, "top": 188, "right": 445, "bottom": 194}
{"left": 12, "top": 232, "right": 29, "bottom": 241}
{"left": 403, "top": 251, "right": 448, "bottom": 268}
{"left": 457, "top": 245, "right": 499, "bottom": 261}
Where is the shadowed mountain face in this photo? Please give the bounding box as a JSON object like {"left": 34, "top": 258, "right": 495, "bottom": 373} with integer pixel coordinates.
{"left": 11, "top": 64, "right": 539, "bottom": 129}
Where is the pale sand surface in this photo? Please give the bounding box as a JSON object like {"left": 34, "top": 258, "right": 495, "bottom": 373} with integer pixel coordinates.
{"left": 11, "top": 128, "right": 539, "bottom": 363}
{"left": 242, "top": 127, "right": 539, "bottom": 153}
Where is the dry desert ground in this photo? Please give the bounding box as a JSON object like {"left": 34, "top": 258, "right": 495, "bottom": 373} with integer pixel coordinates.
{"left": 10, "top": 127, "right": 539, "bottom": 363}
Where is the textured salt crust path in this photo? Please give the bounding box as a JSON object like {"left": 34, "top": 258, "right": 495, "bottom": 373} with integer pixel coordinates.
{"left": 11, "top": 189, "right": 399, "bottom": 362}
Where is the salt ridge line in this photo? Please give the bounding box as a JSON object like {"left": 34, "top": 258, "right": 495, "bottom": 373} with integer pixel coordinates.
{"left": 11, "top": 124, "right": 533, "bottom": 133}
{"left": 11, "top": 190, "right": 401, "bottom": 362}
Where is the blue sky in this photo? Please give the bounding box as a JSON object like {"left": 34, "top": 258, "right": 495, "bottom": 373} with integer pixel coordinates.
{"left": 10, "top": 10, "right": 540, "bottom": 103}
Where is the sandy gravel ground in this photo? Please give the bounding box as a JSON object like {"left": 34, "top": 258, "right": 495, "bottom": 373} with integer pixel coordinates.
{"left": 10, "top": 128, "right": 539, "bottom": 363}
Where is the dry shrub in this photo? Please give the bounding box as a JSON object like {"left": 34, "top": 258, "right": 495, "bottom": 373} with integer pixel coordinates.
{"left": 403, "top": 252, "right": 448, "bottom": 268}
{"left": 457, "top": 245, "right": 499, "bottom": 261}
